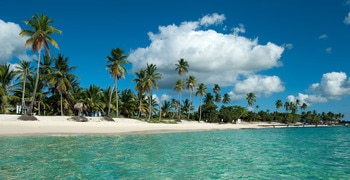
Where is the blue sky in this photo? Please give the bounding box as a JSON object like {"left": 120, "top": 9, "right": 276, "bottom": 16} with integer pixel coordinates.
{"left": 1, "top": 0, "right": 350, "bottom": 119}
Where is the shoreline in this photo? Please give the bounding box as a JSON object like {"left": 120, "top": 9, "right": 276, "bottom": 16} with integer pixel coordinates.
{"left": 0, "top": 115, "right": 285, "bottom": 137}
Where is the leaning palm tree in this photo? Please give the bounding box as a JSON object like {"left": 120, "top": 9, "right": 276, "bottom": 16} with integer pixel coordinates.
{"left": 144, "top": 63, "right": 162, "bottom": 121}
{"left": 186, "top": 75, "right": 196, "bottom": 119}
{"left": 195, "top": 83, "right": 207, "bottom": 122}
{"left": 14, "top": 60, "right": 32, "bottom": 114}
{"left": 106, "top": 48, "right": 130, "bottom": 117}
{"left": 19, "top": 14, "right": 62, "bottom": 116}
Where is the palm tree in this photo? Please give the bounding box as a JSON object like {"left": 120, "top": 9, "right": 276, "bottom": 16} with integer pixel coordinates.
{"left": 133, "top": 68, "right": 147, "bottom": 117}
{"left": 81, "top": 85, "right": 104, "bottom": 116}
{"left": 284, "top": 101, "right": 290, "bottom": 112}
{"left": 186, "top": 75, "right": 196, "bottom": 119}
{"left": 0, "top": 64, "right": 16, "bottom": 113}
{"left": 15, "top": 60, "right": 32, "bottom": 114}
{"left": 275, "top": 99, "right": 283, "bottom": 112}
{"left": 182, "top": 99, "right": 193, "bottom": 120}
{"left": 222, "top": 93, "right": 231, "bottom": 104}
{"left": 246, "top": 92, "right": 256, "bottom": 108}
{"left": 274, "top": 99, "right": 283, "bottom": 121}
{"left": 19, "top": 14, "right": 62, "bottom": 116}
{"left": 195, "top": 83, "right": 207, "bottom": 122}
{"left": 213, "top": 84, "right": 221, "bottom": 104}
{"left": 301, "top": 103, "right": 307, "bottom": 112}
{"left": 144, "top": 63, "right": 162, "bottom": 121}
{"left": 106, "top": 48, "right": 130, "bottom": 117}
{"left": 174, "top": 79, "right": 183, "bottom": 120}
{"left": 48, "top": 54, "right": 77, "bottom": 116}
{"left": 175, "top": 58, "right": 189, "bottom": 119}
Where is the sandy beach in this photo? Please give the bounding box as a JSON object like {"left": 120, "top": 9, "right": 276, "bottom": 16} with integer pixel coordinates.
{"left": 0, "top": 115, "right": 280, "bottom": 136}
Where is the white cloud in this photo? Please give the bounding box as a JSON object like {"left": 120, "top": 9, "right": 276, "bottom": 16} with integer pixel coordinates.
{"left": 229, "top": 75, "right": 285, "bottom": 100}
{"left": 233, "top": 24, "right": 245, "bottom": 35}
{"left": 0, "top": 19, "right": 31, "bottom": 63}
{"left": 199, "top": 13, "right": 225, "bottom": 27}
{"left": 290, "top": 72, "right": 350, "bottom": 106}
{"left": 129, "top": 13, "right": 285, "bottom": 93}
{"left": 344, "top": 12, "right": 350, "bottom": 25}
{"left": 326, "top": 47, "right": 332, "bottom": 53}
{"left": 310, "top": 72, "right": 350, "bottom": 99}
{"left": 287, "top": 93, "right": 327, "bottom": 105}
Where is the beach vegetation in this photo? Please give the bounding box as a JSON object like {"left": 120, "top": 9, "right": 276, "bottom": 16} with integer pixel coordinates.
{"left": 2, "top": 14, "right": 346, "bottom": 124}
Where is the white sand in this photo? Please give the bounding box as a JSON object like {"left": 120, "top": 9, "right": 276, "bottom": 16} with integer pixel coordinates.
{"left": 0, "top": 115, "right": 281, "bottom": 136}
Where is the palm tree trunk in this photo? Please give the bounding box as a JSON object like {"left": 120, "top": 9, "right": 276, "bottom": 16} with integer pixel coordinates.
{"left": 148, "top": 90, "right": 152, "bottom": 121}
{"left": 116, "top": 80, "right": 119, "bottom": 117}
{"left": 60, "top": 91, "right": 64, "bottom": 116}
{"left": 29, "top": 51, "right": 41, "bottom": 115}
{"left": 107, "top": 78, "right": 116, "bottom": 116}
{"left": 21, "top": 73, "right": 26, "bottom": 114}
{"left": 138, "top": 97, "right": 142, "bottom": 118}
{"left": 199, "top": 96, "right": 202, "bottom": 122}
{"left": 188, "top": 90, "right": 192, "bottom": 120}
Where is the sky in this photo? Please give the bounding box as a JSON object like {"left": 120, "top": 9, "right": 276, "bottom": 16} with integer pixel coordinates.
{"left": 1, "top": 0, "right": 350, "bottom": 119}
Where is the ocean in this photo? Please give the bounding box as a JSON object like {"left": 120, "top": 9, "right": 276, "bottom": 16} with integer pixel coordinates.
{"left": 0, "top": 126, "right": 349, "bottom": 179}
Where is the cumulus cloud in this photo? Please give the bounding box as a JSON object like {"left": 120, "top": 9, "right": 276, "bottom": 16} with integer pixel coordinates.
{"left": 310, "top": 72, "right": 350, "bottom": 99}
{"left": 344, "top": 12, "right": 350, "bottom": 25}
{"left": 129, "top": 13, "right": 285, "bottom": 97}
{"left": 288, "top": 72, "right": 350, "bottom": 106}
{"left": 325, "top": 47, "right": 332, "bottom": 53}
{"left": 0, "top": 19, "right": 31, "bottom": 64}
{"left": 229, "top": 75, "right": 285, "bottom": 100}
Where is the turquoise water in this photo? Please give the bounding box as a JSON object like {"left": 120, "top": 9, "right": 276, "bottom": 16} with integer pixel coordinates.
{"left": 0, "top": 127, "right": 349, "bottom": 179}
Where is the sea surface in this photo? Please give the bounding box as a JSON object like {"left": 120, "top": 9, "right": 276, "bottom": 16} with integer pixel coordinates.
{"left": 0, "top": 126, "right": 349, "bottom": 179}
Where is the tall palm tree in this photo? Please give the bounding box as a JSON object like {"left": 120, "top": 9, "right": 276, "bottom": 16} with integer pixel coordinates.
{"left": 195, "top": 83, "right": 207, "bottom": 122}
{"left": 144, "top": 63, "right": 162, "bottom": 121}
{"left": 186, "top": 75, "right": 196, "bottom": 119}
{"left": 174, "top": 79, "right": 183, "bottom": 120}
{"left": 175, "top": 58, "right": 189, "bottom": 119}
{"left": 133, "top": 68, "right": 146, "bottom": 118}
{"left": 15, "top": 60, "right": 32, "bottom": 114}
{"left": 106, "top": 48, "right": 130, "bottom": 117}
{"left": 19, "top": 14, "right": 62, "bottom": 115}
{"left": 48, "top": 54, "right": 77, "bottom": 116}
